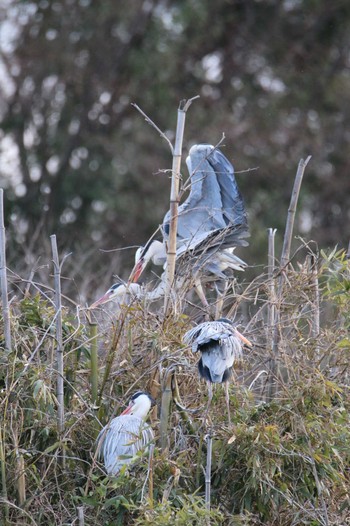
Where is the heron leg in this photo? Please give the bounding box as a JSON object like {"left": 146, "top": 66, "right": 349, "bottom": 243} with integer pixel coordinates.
{"left": 214, "top": 281, "right": 229, "bottom": 319}
{"left": 224, "top": 382, "right": 231, "bottom": 426}
{"left": 202, "top": 381, "right": 213, "bottom": 428}
{"left": 194, "top": 278, "right": 209, "bottom": 308}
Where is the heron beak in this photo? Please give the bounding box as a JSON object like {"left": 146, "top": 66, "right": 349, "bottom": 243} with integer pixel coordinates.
{"left": 234, "top": 329, "right": 252, "bottom": 347}
{"left": 120, "top": 403, "right": 133, "bottom": 415}
{"left": 89, "top": 291, "right": 112, "bottom": 309}
{"left": 128, "top": 259, "right": 144, "bottom": 283}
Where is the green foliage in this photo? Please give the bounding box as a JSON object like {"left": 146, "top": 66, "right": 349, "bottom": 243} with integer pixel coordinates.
{"left": 1, "top": 248, "right": 350, "bottom": 524}
{"left": 212, "top": 378, "right": 350, "bottom": 523}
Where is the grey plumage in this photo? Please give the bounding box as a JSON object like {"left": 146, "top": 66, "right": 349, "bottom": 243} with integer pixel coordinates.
{"left": 91, "top": 144, "right": 249, "bottom": 308}
{"left": 129, "top": 144, "right": 249, "bottom": 288}
{"left": 96, "top": 392, "right": 155, "bottom": 475}
{"left": 96, "top": 415, "right": 154, "bottom": 475}
{"left": 183, "top": 319, "right": 244, "bottom": 383}
{"left": 162, "top": 144, "right": 249, "bottom": 262}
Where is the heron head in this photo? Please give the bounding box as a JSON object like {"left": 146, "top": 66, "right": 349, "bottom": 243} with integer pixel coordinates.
{"left": 128, "top": 240, "right": 165, "bottom": 283}
{"left": 120, "top": 391, "right": 155, "bottom": 419}
{"left": 89, "top": 283, "right": 125, "bottom": 309}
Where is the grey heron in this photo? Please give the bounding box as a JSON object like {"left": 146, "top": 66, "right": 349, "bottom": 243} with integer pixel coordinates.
{"left": 96, "top": 391, "right": 155, "bottom": 476}
{"left": 128, "top": 144, "right": 249, "bottom": 306}
{"left": 183, "top": 318, "right": 252, "bottom": 424}
{"left": 89, "top": 281, "right": 166, "bottom": 309}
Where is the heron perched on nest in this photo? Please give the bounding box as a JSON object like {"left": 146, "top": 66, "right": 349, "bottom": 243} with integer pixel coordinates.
{"left": 96, "top": 391, "right": 155, "bottom": 475}
{"left": 91, "top": 144, "right": 249, "bottom": 309}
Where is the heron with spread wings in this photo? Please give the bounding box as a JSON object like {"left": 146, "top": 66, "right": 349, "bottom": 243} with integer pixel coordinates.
{"left": 90, "top": 144, "right": 248, "bottom": 309}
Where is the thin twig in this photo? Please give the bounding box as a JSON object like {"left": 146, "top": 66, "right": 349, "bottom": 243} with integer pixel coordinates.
{"left": 131, "top": 102, "right": 174, "bottom": 154}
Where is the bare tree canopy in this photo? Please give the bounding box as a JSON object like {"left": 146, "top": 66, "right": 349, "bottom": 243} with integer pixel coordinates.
{"left": 0, "top": 0, "right": 349, "bottom": 283}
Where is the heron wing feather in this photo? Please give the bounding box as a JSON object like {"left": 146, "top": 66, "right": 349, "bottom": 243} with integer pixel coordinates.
{"left": 97, "top": 415, "right": 154, "bottom": 475}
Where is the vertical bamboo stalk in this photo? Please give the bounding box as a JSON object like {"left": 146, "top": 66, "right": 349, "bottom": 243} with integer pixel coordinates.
{"left": 160, "top": 368, "right": 174, "bottom": 451}
{"left": 272, "top": 157, "right": 311, "bottom": 392}
{"left": 164, "top": 97, "right": 198, "bottom": 315}
{"left": 0, "top": 189, "right": 12, "bottom": 353}
{"left": 267, "top": 228, "right": 277, "bottom": 401}
{"left": 77, "top": 506, "right": 85, "bottom": 526}
{"left": 148, "top": 444, "right": 154, "bottom": 508}
{"left": 306, "top": 254, "right": 320, "bottom": 353}
{"left": 16, "top": 450, "right": 26, "bottom": 505}
{"left": 50, "top": 235, "right": 65, "bottom": 467}
{"left": 89, "top": 323, "right": 98, "bottom": 405}
{"left": 0, "top": 427, "right": 9, "bottom": 524}
{"left": 280, "top": 156, "right": 311, "bottom": 269}
{"left": 205, "top": 433, "right": 212, "bottom": 515}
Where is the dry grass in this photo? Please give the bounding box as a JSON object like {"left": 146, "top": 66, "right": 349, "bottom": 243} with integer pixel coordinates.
{"left": 0, "top": 244, "right": 350, "bottom": 525}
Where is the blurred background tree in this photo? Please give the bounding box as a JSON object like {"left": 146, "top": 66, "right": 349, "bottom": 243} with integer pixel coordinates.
{"left": 0, "top": 0, "right": 349, "bottom": 299}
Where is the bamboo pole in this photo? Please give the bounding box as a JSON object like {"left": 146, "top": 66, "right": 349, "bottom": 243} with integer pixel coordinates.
{"left": 267, "top": 228, "right": 277, "bottom": 401}
{"left": 0, "top": 189, "right": 12, "bottom": 353}
{"left": 148, "top": 444, "right": 154, "bottom": 508}
{"left": 50, "top": 235, "right": 65, "bottom": 467}
{"left": 89, "top": 323, "right": 98, "bottom": 405}
{"left": 163, "top": 97, "right": 199, "bottom": 315}
{"left": 306, "top": 254, "right": 320, "bottom": 353}
{"left": 159, "top": 368, "right": 174, "bottom": 451}
{"left": 0, "top": 427, "right": 9, "bottom": 524}
{"left": 77, "top": 506, "right": 85, "bottom": 526}
{"left": 280, "top": 156, "right": 311, "bottom": 269}
{"left": 272, "top": 157, "right": 311, "bottom": 392}
{"left": 205, "top": 433, "right": 212, "bottom": 516}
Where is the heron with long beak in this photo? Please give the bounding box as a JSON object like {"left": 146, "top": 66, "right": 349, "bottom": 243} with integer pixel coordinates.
{"left": 90, "top": 144, "right": 249, "bottom": 309}
{"left": 96, "top": 391, "right": 155, "bottom": 476}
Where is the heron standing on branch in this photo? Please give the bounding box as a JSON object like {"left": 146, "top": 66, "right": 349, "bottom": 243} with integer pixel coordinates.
{"left": 183, "top": 319, "right": 252, "bottom": 425}
{"left": 96, "top": 391, "right": 155, "bottom": 476}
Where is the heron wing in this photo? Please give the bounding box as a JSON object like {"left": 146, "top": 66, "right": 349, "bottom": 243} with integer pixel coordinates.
{"left": 96, "top": 415, "right": 154, "bottom": 475}
{"left": 163, "top": 144, "right": 238, "bottom": 242}
{"left": 209, "top": 148, "right": 248, "bottom": 228}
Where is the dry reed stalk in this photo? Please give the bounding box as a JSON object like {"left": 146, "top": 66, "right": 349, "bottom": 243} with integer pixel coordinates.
{"left": 11, "top": 424, "right": 26, "bottom": 506}
{"left": 97, "top": 314, "right": 127, "bottom": 406}
{"left": 0, "top": 189, "right": 12, "bottom": 353}
{"left": 89, "top": 323, "right": 98, "bottom": 404}
{"left": 141, "top": 443, "right": 155, "bottom": 506}
{"left": 164, "top": 97, "right": 199, "bottom": 315}
{"left": 205, "top": 433, "right": 212, "bottom": 516}
{"left": 50, "top": 234, "right": 65, "bottom": 467}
